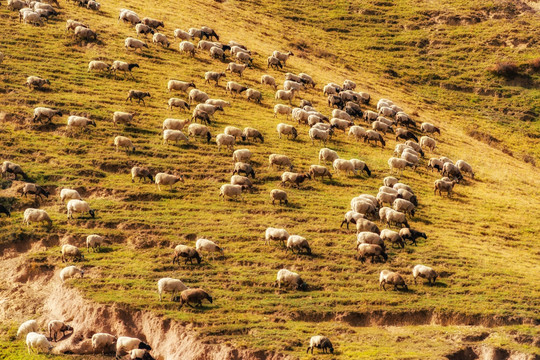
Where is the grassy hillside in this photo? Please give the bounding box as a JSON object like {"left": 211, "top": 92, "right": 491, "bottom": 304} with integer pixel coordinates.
{"left": 0, "top": 0, "right": 539, "bottom": 358}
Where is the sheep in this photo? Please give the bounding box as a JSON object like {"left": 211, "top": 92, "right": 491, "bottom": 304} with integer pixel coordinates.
{"left": 26, "top": 332, "right": 52, "bottom": 354}
{"left": 356, "top": 243, "right": 387, "bottom": 263}
{"left": 396, "top": 113, "right": 417, "bottom": 129}
{"left": 61, "top": 244, "right": 84, "bottom": 262}
{"left": 220, "top": 184, "right": 248, "bottom": 201}
{"left": 179, "top": 41, "right": 196, "bottom": 56}
{"left": 380, "top": 229, "right": 405, "bottom": 248}
{"left": 276, "top": 269, "right": 306, "bottom": 290}
{"left": 340, "top": 211, "right": 364, "bottom": 229}
{"left": 323, "top": 84, "right": 340, "bottom": 96}
{"left": 113, "top": 112, "right": 134, "bottom": 126}
{"left": 23, "top": 208, "right": 52, "bottom": 227}
{"left": 439, "top": 156, "right": 453, "bottom": 164}
{"left": 383, "top": 209, "right": 409, "bottom": 228}
{"left": 284, "top": 80, "right": 304, "bottom": 93}
{"left": 187, "top": 123, "right": 211, "bottom": 143}
{"left": 232, "top": 162, "right": 255, "bottom": 178}
{"left": 281, "top": 172, "right": 310, "bottom": 187}
{"left": 307, "top": 114, "right": 323, "bottom": 127}
{"left": 200, "top": 26, "right": 219, "bottom": 40}
{"left": 230, "top": 45, "right": 249, "bottom": 56}
{"left": 88, "top": 61, "right": 109, "bottom": 73}
{"left": 155, "top": 173, "right": 184, "bottom": 191}
{"left": 174, "top": 29, "right": 192, "bottom": 41}
{"left": 74, "top": 26, "right": 97, "bottom": 41}
{"left": 401, "top": 151, "right": 419, "bottom": 169}
{"left": 383, "top": 176, "right": 398, "bottom": 187}
{"left": 328, "top": 95, "right": 344, "bottom": 109}
{"left": 83, "top": 234, "right": 104, "bottom": 252}
{"left": 172, "top": 245, "right": 201, "bottom": 265}
{"left": 26, "top": 76, "right": 50, "bottom": 89}
{"left": 372, "top": 120, "right": 394, "bottom": 134}
{"left": 22, "top": 183, "right": 49, "bottom": 200}
{"left": 318, "top": 148, "right": 339, "bottom": 164}
{"left": 126, "top": 90, "right": 151, "bottom": 105}
{"left": 330, "top": 118, "right": 353, "bottom": 132}
{"left": 232, "top": 149, "right": 251, "bottom": 162}
{"left": 188, "top": 27, "right": 204, "bottom": 39}
{"left": 135, "top": 24, "right": 154, "bottom": 37}
{"left": 224, "top": 126, "right": 245, "bottom": 141}
{"left": 22, "top": 11, "right": 43, "bottom": 26}
{"left": 345, "top": 102, "right": 364, "bottom": 118}
{"left": 179, "top": 288, "right": 213, "bottom": 308}
{"left": 215, "top": 134, "right": 235, "bottom": 152}
{"left": 275, "top": 89, "right": 296, "bottom": 104}
{"left": 270, "top": 189, "right": 288, "bottom": 205}
{"left": 404, "top": 140, "right": 424, "bottom": 156}
{"left": 412, "top": 264, "right": 437, "bottom": 285}
{"left": 456, "top": 160, "right": 474, "bottom": 179}
{"left": 394, "top": 144, "right": 417, "bottom": 157}
{"left": 17, "top": 320, "right": 38, "bottom": 339}
{"left": 357, "top": 232, "right": 385, "bottom": 250}
{"left": 269, "top": 154, "right": 293, "bottom": 170}
{"left": 230, "top": 175, "right": 253, "bottom": 192}
{"left": 111, "top": 61, "right": 139, "bottom": 79}
{"left": 350, "top": 159, "right": 371, "bottom": 176}
{"left": 242, "top": 127, "right": 264, "bottom": 143}
{"left": 195, "top": 238, "right": 223, "bottom": 258}
{"left": 309, "top": 127, "right": 332, "bottom": 145}
{"left": 191, "top": 109, "right": 211, "bottom": 125}
{"left": 152, "top": 33, "right": 169, "bottom": 47}
{"left": 399, "top": 228, "right": 426, "bottom": 245}
{"left": 67, "top": 116, "right": 96, "bottom": 132}
{"left": 267, "top": 55, "right": 283, "bottom": 69}
{"left": 92, "top": 333, "right": 117, "bottom": 354}
{"left": 393, "top": 183, "right": 414, "bottom": 195}
{"left": 395, "top": 128, "right": 418, "bottom": 142}
{"left": 118, "top": 9, "right": 141, "bottom": 25}
{"left": 265, "top": 227, "right": 289, "bottom": 246}
{"left": 226, "top": 62, "right": 249, "bottom": 77}
{"left": 355, "top": 218, "right": 380, "bottom": 235}
{"left": 130, "top": 349, "right": 155, "bottom": 360}
{"left": 125, "top": 37, "right": 148, "bottom": 52}
{"left": 48, "top": 320, "right": 73, "bottom": 342}
{"left": 66, "top": 20, "right": 88, "bottom": 32}
{"left": 167, "top": 98, "right": 190, "bottom": 112}
{"left": 333, "top": 159, "right": 356, "bottom": 176}
{"left": 420, "top": 136, "right": 437, "bottom": 152}
{"left": 299, "top": 73, "right": 315, "bottom": 87}
{"left": 380, "top": 270, "right": 408, "bottom": 291}
{"left": 397, "top": 188, "right": 417, "bottom": 206}
{"left": 364, "top": 130, "right": 386, "bottom": 147}
{"left": 162, "top": 118, "right": 190, "bottom": 132}
{"left": 87, "top": 0, "right": 100, "bottom": 10}
{"left": 163, "top": 129, "right": 189, "bottom": 145}
{"left": 348, "top": 126, "right": 367, "bottom": 142}
{"left": 377, "top": 116, "right": 395, "bottom": 127}
{"left": 306, "top": 165, "right": 331, "bottom": 182}
{"left": 339, "top": 90, "right": 360, "bottom": 103}
{"left": 8, "top": 0, "right": 27, "bottom": 11}
{"left": 131, "top": 167, "right": 153, "bottom": 183}
{"left": 236, "top": 51, "right": 252, "bottom": 64}
{"left": 421, "top": 122, "right": 440, "bottom": 135}
{"left": 363, "top": 110, "right": 379, "bottom": 123}
{"left": 276, "top": 123, "right": 298, "bottom": 139}
{"left": 343, "top": 79, "right": 356, "bottom": 90}
{"left": 305, "top": 335, "right": 333, "bottom": 355}
{"left": 60, "top": 189, "right": 82, "bottom": 203}
{"left": 142, "top": 17, "right": 163, "bottom": 29}
{"left": 66, "top": 199, "right": 95, "bottom": 220}
{"left": 114, "top": 136, "right": 135, "bottom": 153}
{"left": 442, "top": 162, "right": 463, "bottom": 182}
{"left": 225, "top": 81, "right": 248, "bottom": 96}
{"left": 312, "top": 123, "right": 333, "bottom": 131}
{"left": 331, "top": 109, "right": 351, "bottom": 121}
{"left": 204, "top": 71, "right": 226, "bottom": 87}
{"left": 376, "top": 191, "right": 400, "bottom": 207}
{"left": 246, "top": 88, "right": 262, "bottom": 103}
{"left": 379, "top": 106, "right": 396, "bottom": 118}
{"left": 59, "top": 265, "right": 83, "bottom": 282}
{"left": 261, "top": 74, "right": 277, "bottom": 89}
{"left": 116, "top": 337, "right": 151, "bottom": 359}
{"left": 434, "top": 178, "right": 457, "bottom": 197}
{"left": 292, "top": 108, "right": 309, "bottom": 125}
{"left": 388, "top": 157, "right": 414, "bottom": 174}
{"left": 157, "top": 277, "right": 188, "bottom": 301}
{"left": 273, "top": 50, "right": 294, "bottom": 65}
{"left": 168, "top": 80, "right": 196, "bottom": 94}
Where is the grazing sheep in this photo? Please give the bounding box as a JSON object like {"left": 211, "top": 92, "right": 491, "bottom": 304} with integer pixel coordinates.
{"left": 60, "top": 188, "right": 82, "bottom": 202}
{"left": 379, "top": 106, "right": 396, "bottom": 118}
{"left": 220, "top": 184, "right": 247, "bottom": 201}
{"left": 270, "top": 189, "right": 288, "bottom": 205}
{"left": 333, "top": 159, "right": 356, "bottom": 176}
{"left": 397, "top": 188, "right": 417, "bottom": 206}
{"left": 187, "top": 123, "right": 211, "bottom": 142}
{"left": 174, "top": 29, "right": 192, "bottom": 41}
{"left": 242, "top": 127, "right": 264, "bottom": 143}
{"left": 135, "top": 24, "right": 154, "bottom": 37}
{"left": 456, "top": 160, "right": 474, "bottom": 179}
{"left": 26, "top": 76, "right": 50, "bottom": 89}
{"left": 427, "top": 158, "right": 444, "bottom": 172}
{"left": 395, "top": 129, "right": 418, "bottom": 143}
{"left": 318, "top": 148, "right": 339, "bottom": 164}
{"left": 400, "top": 151, "right": 419, "bottom": 169}
{"left": 276, "top": 123, "right": 298, "bottom": 140}
{"left": 157, "top": 277, "right": 188, "bottom": 301}
{"left": 383, "top": 176, "right": 398, "bottom": 187}
{"left": 17, "top": 320, "right": 38, "bottom": 339}
{"left": 306, "top": 335, "right": 333, "bottom": 355}
{"left": 66, "top": 20, "right": 88, "bottom": 32}
{"left": 163, "top": 129, "right": 189, "bottom": 145}
{"left": 412, "top": 264, "right": 437, "bottom": 285}
{"left": 30, "top": 107, "right": 60, "bottom": 124}
{"left": 111, "top": 61, "right": 139, "bottom": 79}
{"left": 328, "top": 95, "right": 344, "bottom": 109}
{"left": 168, "top": 98, "right": 190, "bottom": 111}
{"left": 388, "top": 157, "right": 413, "bottom": 174}
{"left": 126, "top": 90, "right": 151, "bottom": 105}
{"left": 355, "top": 218, "right": 380, "bottom": 234}
{"left": 67, "top": 116, "right": 96, "bottom": 131}
{"left": 226, "top": 62, "right": 250, "bottom": 77}
{"left": 439, "top": 156, "right": 453, "bottom": 164}
{"left": 323, "top": 83, "right": 341, "bottom": 96}
{"left": 265, "top": 227, "right": 289, "bottom": 246}
{"left": 309, "top": 127, "right": 332, "bottom": 145}
{"left": 236, "top": 51, "right": 252, "bottom": 64}
{"left": 179, "top": 41, "right": 196, "bottom": 56}
{"left": 179, "top": 288, "right": 213, "bottom": 308}
{"left": 162, "top": 118, "right": 190, "bottom": 132}
{"left": 434, "top": 178, "right": 457, "bottom": 197}
{"left": 376, "top": 191, "right": 400, "bottom": 207}
{"left": 118, "top": 9, "right": 141, "bottom": 25}
{"left": 86, "top": 234, "right": 104, "bottom": 252}
{"left": 225, "top": 81, "right": 248, "bottom": 96}
{"left": 345, "top": 102, "right": 364, "bottom": 118}
{"left": 125, "top": 37, "right": 148, "bottom": 51}
{"left": 142, "top": 17, "right": 164, "bottom": 29}
{"left": 59, "top": 265, "right": 84, "bottom": 282}
{"left": 380, "top": 229, "right": 405, "bottom": 248}
{"left": 357, "top": 232, "right": 385, "bottom": 250}
{"left": 330, "top": 118, "right": 353, "bottom": 132}
{"left": 340, "top": 211, "right": 364, "bottom": 229}
{"left": 395, "top": 112, "right": 416, "bottom": 128}
{"left": 87, "top": 0, "right": 100, "bottom": 10}
{"left": 356, "top": 243, "right": 387, "bottom": 263}
{"left": 131, "top": 167, "right": 153, "bottom": 183}
{"left": 343, "top": 79, "right": 356, "bottom": 90}
{"left": 23, "top": 208, "right": 52, "bottom": 227}
{"left": 172, "top": 245, "right": 201, "bottom": 265}
{"left": 152, "top": 33, "right": 169, "bottom": 47}
{"left": 442, "top": 162, "right": 463, "bottom": 182}
{"left": 348, "top": 125, "right": 367, "bottom": 142}
{"left": 350, "top": 159, "right": 371, "bottom": 176}
{"left": 21, "top": 11, "right": 43, "bottom": 26}
{"left": 308, "top": 165, "right": 332, "bottom": 181}
{"left": 372, "top": 120, "right": 394, "bottom": 134}
{"left": 404, "top": 140, "right": 424, "bottom": 156}
{"left": 26, "top": 332, "right": 52, "bottom": 354}
{"left": 232, "top": 162, "right": 255, "bottom": 178}
{"left": 393, "top": 182, "right": 414, "bottom": 193}
{"left": 74, "top": 26, "right": 97, "bottom": 41}
{"left": 281, "top": 172, "right": 310, "bottom": 187}
{"left": 130, "top": 349, "right": 154, "bottom": 360}
{"left": 269, "top": 154, "right": 293, "bottom": 170}
{"left": 22, "top": 183, "right": 49, "bottom": 200}
{"left": 191, "top": 109, "right": 211, "bottom": 125}
{"left": 292, "top": 108, "right": 309, "bottom": 125}
{"left": 195, "top": 238, "right": 223, "bottom": 258}
{"left": 223, "top": 126, "right": 245, "bottom": 141}
{"left": 384, "top": 209, "right": 409, "bottom": 228}
{"left": 332, "top": 109, "right": 352, "bottom": 121}
{"left": 276, "top": 269, "right": 306, "bottom": 290}
{"left": 232, "top": 149, "right": 251, "bottom": 162}
{"left": 299, "top": 73, "right": 315, "bottom": 87}
{"left": 421, "top": 122, "right": 440, "bottom": 135}
{"left": 113, "top": 112, "right": 134, "bottom": 126}
{"left": 266, "top": 55, "right": 283, "bottom": 69}
{"left": 205, "top": 71, "right": 226, "bottom": 86}
{"left": 245, "top": 88, "right": 262, "bottom": 103}
{"left": 420, "top": 136, "right": 437, "bottom": 152}
{"left": 114, "top": 136, "right": 135, "bottom": 153}
{"left": 116, "top": 337, "right": 151, "bottom": 359}
{"left": 61, "top": 244, "right": 84, "bottom": 262}
{"left": 48, "top": 320, "right": 73, "bottom": 342}
{"left": 272, "top": 50, "right": 293, "bottom": 65}
{"left": 155, "top": 173, "right": 184, "bottom": 191}
{"left": 168, "top": 80, "right": 196, "bottom": 93}
{"left": 92, "top": 333, "right": 117, "bottom": 355}
{"left": 67, "top": 199, "right": 95, "bottom": 219}
{"left": 364, "top": 130, "right": 386, "bottom": 147}
{"left": 379, "top": 270, "right": 408, "bottom": 291}
{"left": 363, "top": 110, "right": 378, "bottom": 123}
{"left": 88, "top": 61, "right": 110, "bottom": 73}
{"left": 215, "top": 134, "right": 235, "bottom": 152}
{"left": 261, "top": 74, "right": 277, "bottom": 89}
{"left": 399, "top": 228, "right": 426, "bottom": 245}
{"left": 284, "top": 80, "right": 304, "bottom": 93}
{"left": 275, "top": 89, "right": 296, "bottom": 104}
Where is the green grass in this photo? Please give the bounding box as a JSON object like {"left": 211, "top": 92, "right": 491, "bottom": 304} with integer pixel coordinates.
{"left": 0, "top": 0, "right": 539, "bottom": 358}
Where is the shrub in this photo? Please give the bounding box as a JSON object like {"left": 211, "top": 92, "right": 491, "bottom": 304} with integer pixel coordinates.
{"left": 488, "top": 62, "right": 519, "bottom": 78}
{"left": 529, "top": 57, "right": 540, "bottom": 72}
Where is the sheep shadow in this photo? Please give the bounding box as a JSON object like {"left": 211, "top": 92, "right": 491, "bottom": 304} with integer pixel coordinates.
{"left": 93, "top": 247, "right": 113, "bottom": 253}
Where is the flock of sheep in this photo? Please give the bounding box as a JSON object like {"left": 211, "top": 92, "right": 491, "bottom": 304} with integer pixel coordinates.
{"left": 1, "top": 0, "right": 478, "bottom": 358}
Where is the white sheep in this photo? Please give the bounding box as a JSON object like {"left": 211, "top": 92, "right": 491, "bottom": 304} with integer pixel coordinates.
{"left": 333, "top": 159, "right": 356, "bottom": 176}
{"left": 308, "top": 165, "right": 332, "bottom": 181}
{"left": 384, "top": 209, "right": 409, "bottom": 228}
{"left": 284, "top": 80, "right": 304, "bottom": 93}
{"left": 118, "top": 9, "right": 141, "bottom": 25}
{"left": 246, "top": 88, "right": 262, "bottom": 103}
{"left": 307, "top": 335, "right": 334, "bottom": 354}
{"left": 125, "top": 37, "right": 148, "bottom": 51}
{"left": 332, "top": 109, "right": 352, "bottom": 121}
{"left": 265, "top": 227, "right": 289, "bottom": 246}
{"left": 412, "top": 264, "right": 438, "bottom": 285}
{"left": 157, "top": 277, "right": 188, "bottom": 301}
{"left": 456, "top": 160, "right": 474, "bottom": 178}
{"left": 17, "top": 320, "right": 38, "bottom": 339}
{"left": 343, "top": 79, "right": 356, "bottom": 90}
{"left": 421, "top": 122, "right": 440, "bottom": 135}
{"left": 286, "top": 235, "right": 311, "bottom": 254}
{"left": 163, "top": 118, "right": 190, "bottom": 131}
{"left": 219, "top": 184, "right": 247, "bottom": 201}
{"left": 275, "top": 89, "right": 296, "bottom": 104}
{"left": 67, "top": 199, "right": 95, "bottom": 219}
{"left": 59, "top": 265, "right": 84, "bottom": 283}
{"left": 348, "top": 126, "right": 367, "bottom": 142}
{"left": 179, "top": 41, "right": 195, "bottom": 56}
{"left": 393, "top": 198, "right": 415, "bottom": 216}
{"left": 74, "top": 26, "right": 97, "bottom": 41}
{"left": 167, "top": 80, "right": 196, "bottom": 93}
{"left": 224, "top": 126, "right": 244, "bottom": 141}
{"left": 299, "top": 73, "right": 315, "bottom": 87}
{"left": 276, "top": 123, "right": 298, "bottom": 139}
{"left": 113, "top": 112, "right": 134, "bottom": 126}
{"left": 188, "top": 89, "right": 209, "bottom": 104}
{"left": 273, "top": 104, "right": 292, "bottom": 119}
{"left": 48, "top": 320, "right": 73, "bottom": 342}
{"left": 356, "top": 232, "right": 385, "bottom": 250}
{"left": 31, "top": 107, "right": 62, "bottom": 123}
{"left": 379, "top": 269, "right": 408, "bottom": 291}
{"left": 318, "top": 148, "right": 339, "bottom": 164}
{"left": 195, "top": 238, "right": 223, "bottom": 258}
{"left": 26, "top": 76, "right": 50, "bottom": 89}
{"left": 420, "top": 135, "right": 437, "bottom": 152}
{"left": 226, "top": 62, "right": 250, "bottom": 77}
{"left": 26, "top": 332, "right": 52, "bottom": 354}
{"left": 216, "top": 134, "right": 236, "bottom": 152}
{"left": 236, "top": 51, "right": 252, "bottom": 64}
{"left": 383, "top": 176, "right": 398, "bottom": 187}
{"left": 268, "top": 154, "right": 293, "bottom": 170}
{"left": 272, "top": 50, "right": 294, "bottom": 65}
{"left": 155, "top": 173, "right": 184, "bottom": 191}
{"left": 152, "top": 33, "right": 170, "bottom": 47}
{"left": 60, "top": 188, "right": 82, "bottom": 202}
{"left": 116, "top": 337, "right": 151, "bottom": 358}
{"left": 261, "top": 74, "right": 277, "bottom": 89}
{"left": 163, "top": 129, "right": 189, "bottom": 145}
{"left": 434, "top": 178, "right": 457, "bottom": 197}
{"left": 67, "top": 116, "right": 96, "bottom": 130}
{"left": 270, "top": 189, "right": 288, "bottom": 205}
{"left": 111, "top": 61, "right": 139, "bottom": 79}
{"left": 206, "top": 99, "right": 231, "bottom": 108}
{"left": 242, "top": 127, "right": 264, "bottom": 143}
{"left": 86, "top": 234, "right": 104, "bottom": 252}
{"left": 23, "top": 208, "right": 52, "bottom": 227}
{"left": 230, "top": 175, "right": 253, "bottom": 190}
{"left": 87, "top": 0, "right": 100, "bottom": 10}
{"left": 88, "top": 60, "right": 109, "bottom": 73}
{"left": 92, "top": 333, "right": 117, "bottom": 354}
{"left": 388, "top": 157, "right": 413, "bottom": 174}
{"left": 340, "top": 210, "right": 364, "bottom": 229}
{"left": 232, "top": 149, "right": 251, "bottom": 163}
{"left": 173, "top": 29, "right": 192, "bottom": 41}
{"left": 380, "top": 229, "right": 405, "bottom": 248}
{"left": 61, "top": 244, "right": 84, "bottom": 262}
{"left": 131, "top": 167, "right": 153, "bottom": 183}
{"left": 276, "top": 269, "right": 306, "bottom": 290}
{"left": 168, "top": 98, "right": 190, "bottom": 111}
{"left": 114, "top": 136, "right": 135, "bottom": 153}
{"left": 187, "top": 123, "right": 211, "bottom": 143}
{"left": 393, "top": 182, "right": 414, "bottom": 193}
{"left": 309, "top": 127, "right": 332, "bottom": 145}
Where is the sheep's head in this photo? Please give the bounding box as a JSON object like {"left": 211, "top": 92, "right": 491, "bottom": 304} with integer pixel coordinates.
{"left": 89, "top": 209, "right": 95, "bottom": 218}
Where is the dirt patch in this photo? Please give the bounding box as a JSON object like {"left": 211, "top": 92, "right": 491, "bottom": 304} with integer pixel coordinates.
{"left": 444, "top": 345, "right": 534, "bottom": 360}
